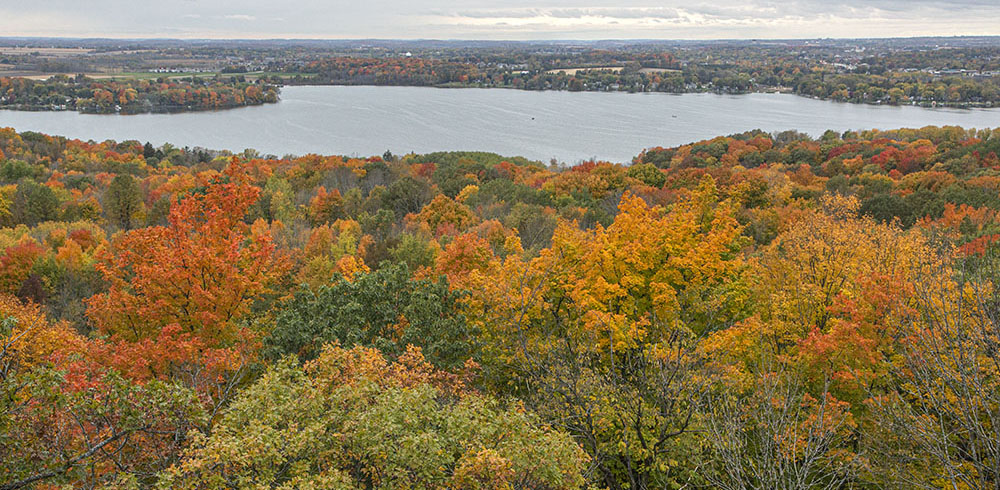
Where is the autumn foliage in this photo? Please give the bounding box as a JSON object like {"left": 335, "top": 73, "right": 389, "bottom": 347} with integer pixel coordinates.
{"left": 87, "top": 162, "right": 286, "bottom": 345}
{"left": 3, "top": 126, "right": 1000, "bottom": 488}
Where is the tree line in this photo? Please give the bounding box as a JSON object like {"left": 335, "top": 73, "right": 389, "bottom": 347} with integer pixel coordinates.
{"left": 275, "top": 48, "right": 1000, "bottom": 106}
{"left": 0, "top": 75, "right": 279, "bottom": 114}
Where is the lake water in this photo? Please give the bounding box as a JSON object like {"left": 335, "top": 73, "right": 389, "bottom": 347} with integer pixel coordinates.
{"left": 2, "top": 85, "right": 1000, "bottom": 163}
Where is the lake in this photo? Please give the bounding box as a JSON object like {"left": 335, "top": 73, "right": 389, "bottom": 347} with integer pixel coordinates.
{"left": 2, "top": 85, "right": 1000, "bottom": 163}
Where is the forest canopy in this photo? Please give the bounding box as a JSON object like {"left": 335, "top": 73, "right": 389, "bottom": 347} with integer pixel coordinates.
{"left": 2, "top": 124, "right": 1000, "bottom": 488}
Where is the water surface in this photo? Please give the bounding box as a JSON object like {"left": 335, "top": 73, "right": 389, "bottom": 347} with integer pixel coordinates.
{"left": 2, "top": 86, "right": 999, "bottom": 162}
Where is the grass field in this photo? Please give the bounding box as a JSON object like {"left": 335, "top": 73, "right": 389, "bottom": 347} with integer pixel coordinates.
{"left": 0, "top": 70, "right": 318, "bottom": 82}
{"left": 0, "top": 47, "right": 92, "bottom": 57}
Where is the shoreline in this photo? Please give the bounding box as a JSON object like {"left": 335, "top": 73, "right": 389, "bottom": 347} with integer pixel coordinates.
{"left": 3, "top": 78, "right": 995, "bottom": 114}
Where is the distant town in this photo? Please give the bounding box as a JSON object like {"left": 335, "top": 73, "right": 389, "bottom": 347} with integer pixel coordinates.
{"left": 2, "top": 36, "right": 1000, "bottom": 112}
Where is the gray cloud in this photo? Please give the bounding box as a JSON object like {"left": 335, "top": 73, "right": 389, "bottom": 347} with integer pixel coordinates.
{"left": 0, "top": 0, "right": 996, "bottom": 39}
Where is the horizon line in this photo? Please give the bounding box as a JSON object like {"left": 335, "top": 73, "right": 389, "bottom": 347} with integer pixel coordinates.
{"left": 2, "top": 34, "right": 999, "bottom": 43}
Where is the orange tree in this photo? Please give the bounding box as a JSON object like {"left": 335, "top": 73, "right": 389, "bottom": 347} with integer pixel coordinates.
{"left": 87, "top": 160, "right": 286, "bottom": 345}
{"left": 86, "top": 160, "right": 288, "bottom": 416}
{"left": 0, "top": 295, "right": 203, "bottom": 489}
{"left": 863, "top": 246, "right": 1000, "bottom": 487}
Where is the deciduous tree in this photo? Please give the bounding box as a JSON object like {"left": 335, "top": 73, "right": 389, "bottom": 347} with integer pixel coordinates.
{"left": 87, "top": 162, "right": 286, "bottom": 345}
{"left": 159, "top": 344, "right": 587, "bottom": 490}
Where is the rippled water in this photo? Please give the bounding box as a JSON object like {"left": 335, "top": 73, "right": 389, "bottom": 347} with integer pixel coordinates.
{"left": 2, "top": 85, "right": 999, "bottom": 163}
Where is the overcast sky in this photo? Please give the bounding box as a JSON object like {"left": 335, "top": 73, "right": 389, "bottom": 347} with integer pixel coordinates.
{"left": 1, "top": 1, "right": 998, "bottom": 40}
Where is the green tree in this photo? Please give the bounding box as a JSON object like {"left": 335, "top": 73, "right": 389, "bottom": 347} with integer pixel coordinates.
{"left": 103, "top": 174, "right": 143, "bottom": 231}
{"left": 158, "top": 345, "right": 588, "bottom": 490}
{"left": 266, "top": 264, "right": 475, "bottom": 370}
{"left": 626, "top": 162, "right": 667, "bottom": 188}
{"left": 11, "top": 180, "right": 59, "bottom": 226}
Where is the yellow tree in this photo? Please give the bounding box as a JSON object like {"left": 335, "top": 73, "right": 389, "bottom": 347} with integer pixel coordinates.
{"left": 700, "top": 194, "right": 937, "bottom": 487}
{"left": 458, "top": 176, "right": 752, "bottom": 489}
{"left": 705, "top": 194, "right": 931, "bottom": 401}
{"left": 866, "top": 249, "right": 1000, "bottom": 488}
{"left": 160, "top": 345, "right": 588, "bottom": 490}
{"left": 412, "top": 193, "right": 478, "bottom": 236}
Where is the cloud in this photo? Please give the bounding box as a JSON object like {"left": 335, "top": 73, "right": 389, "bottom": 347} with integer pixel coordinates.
{"left": 0, "top": 0, "right": 997, "bottom": 39}
{"left": 416, "top": 0, "right": 1000, "bottom": 38}
{"left": 449, "top": 7, "right": 683, "bottom": 20}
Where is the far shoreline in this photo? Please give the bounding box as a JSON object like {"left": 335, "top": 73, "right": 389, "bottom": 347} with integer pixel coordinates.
{"left": 3, "top": 78, "right": 998, "bottom": 116}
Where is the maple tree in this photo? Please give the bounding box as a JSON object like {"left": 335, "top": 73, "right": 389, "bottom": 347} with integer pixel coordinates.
{"left": 411, "top": 193, "right": 478, "bottom": 236}
{"left": 705, "top": 195, "right": 931, "bottom": 403}
{"left": 87, "top": 161, "right": 286, "bottom": 345}
{"left": 306, "top": 185, "right": 344, "bottom": 225}
{"left": 82, "top": 161, "right": 288, "bottom": 428}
